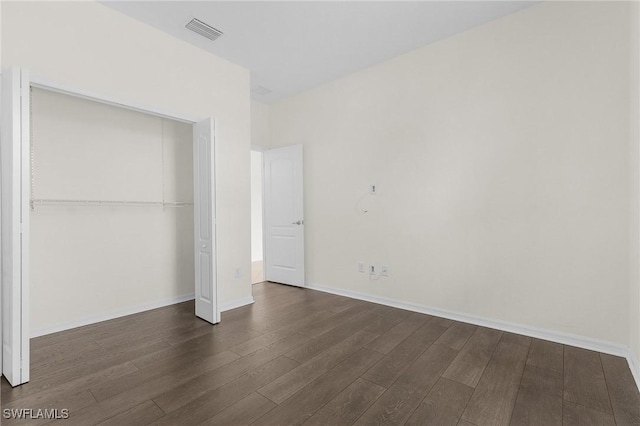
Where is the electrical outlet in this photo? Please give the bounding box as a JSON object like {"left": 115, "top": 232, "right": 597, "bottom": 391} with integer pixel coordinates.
{"left": 370, "top": 265, "right": 376, "bottom": 274}
{"left": 370, "top": 184, "right": 376, "bottom": 194}
{"left": 381, "top": 265, "right": 389, "bottom": 277}
{"left": 234, "top": 267, "right": 241, "bottom": 278}
{"left": 358, "top": 262, "right": 365, "bottom": 273}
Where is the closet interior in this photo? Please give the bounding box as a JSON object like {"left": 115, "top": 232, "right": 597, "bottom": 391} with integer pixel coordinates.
{"left": 29, "top": 87, "right": 195, "bottom": 335}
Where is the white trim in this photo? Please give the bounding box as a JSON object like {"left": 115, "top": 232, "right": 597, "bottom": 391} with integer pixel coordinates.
{"left": 0, "top": 72, "right": 2, "bottom": 379}
{"left": 20, "top": 69, "right": 31, "bottom": 383}
{"left": 31, "top": 293, "right": 255, "bottom": 338}
{"left": 30, "top": 293, "right": 196, "bottom": 338}
{"left": 1, "top": 67, "right": 31, "bottom": 385}
{"left": 30, "top": 75, "right": 199, "bottom": 124}
{"left": 220, "top": 296, "right": 255, "bottom": 312}
{"left": 251, "top": 145, "right": 269, "bottom": 152}
{"left": 306, "top": 282, "right": 640, "bottom": 392}
{"left": 213, "top": 119, "right": 221, "bottom": 323}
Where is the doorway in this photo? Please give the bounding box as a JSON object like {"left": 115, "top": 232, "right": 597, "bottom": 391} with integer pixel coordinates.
{"left": 251, "top": 145, "right": 305, "bottom": 290}
{"left": 1, "top": 68, "right": 219, "bottom": 386}
{"left": 251, "top": 150, "right": 265, "bottom": 285}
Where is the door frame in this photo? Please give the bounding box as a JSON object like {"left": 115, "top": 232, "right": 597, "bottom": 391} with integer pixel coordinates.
{"left": 1, "top": 69, "right": 220, "bottom": 385}
{"left": 262, "top": 144, "right": 305, "bottom": 287}
{"left": 194, "top": 118, "right": 219, "bottom": 324}
{"left": 1, "top": 68, "right": 30, "bottom": 386}
{"left": 251, "top": 145, "right": 268, "bottom": 286}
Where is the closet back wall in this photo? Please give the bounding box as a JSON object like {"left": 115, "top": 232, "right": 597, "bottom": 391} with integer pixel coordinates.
{"left": 30, "top": 88, "right": 194, "bottom": 335}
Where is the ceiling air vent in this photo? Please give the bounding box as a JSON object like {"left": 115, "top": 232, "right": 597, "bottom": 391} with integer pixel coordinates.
{"left": 185, "top": 18, "right": 223, "bottom": 42}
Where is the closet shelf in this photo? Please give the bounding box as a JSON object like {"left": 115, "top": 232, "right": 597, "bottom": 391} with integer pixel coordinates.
{"left": 30, "top": 199, "right": 194, "bottom": 208}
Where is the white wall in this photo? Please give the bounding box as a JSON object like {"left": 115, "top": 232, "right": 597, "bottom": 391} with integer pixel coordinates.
{"left": 251, "top": 151, "right": 263, "bottom": 262}
{"left": 250, "top": 101, "right": 270, "bottom": 263}
{"left": 630, "top": 1, "right": 640, "bottom": 366}
{"left": 251, "top": 100, "right": 271, "bottom": 149}
{"left": 0, "top": 1, "right": 2, "bottom": 69}
{"left": 0, "top": 0, "right": 3, "bottom": 375}
{"left": 2, "top": 1, "right": 252, "bottom": 326}
{"left": 30, "top": 89, "right": 194, "bottom": 333}
{"left": 270, "top": 1, "right": 632, "bottom": 346}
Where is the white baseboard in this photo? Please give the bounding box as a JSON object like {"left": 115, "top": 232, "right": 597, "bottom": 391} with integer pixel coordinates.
{"left": 32, "top": 293, "right": 255, "bottom": 338}
{"left": 220, "top": 296, "right": 255, "bottom": 312}
{"left": 31, "top": 293, "right": 196, "bottom": 338}
{"left": 306, "top": 282, "right": 640, "bottom": 392}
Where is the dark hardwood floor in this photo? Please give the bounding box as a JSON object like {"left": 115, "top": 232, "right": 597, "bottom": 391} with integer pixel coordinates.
{"left": 2, "top": 282, "right": 639, "bottom": 425}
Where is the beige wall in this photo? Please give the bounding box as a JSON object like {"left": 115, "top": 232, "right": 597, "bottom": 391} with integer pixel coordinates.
{"left": 0, "top": 1, "right": 3, "bottom": 69}
{"left": 630, "top": 1, "right": 640, "bottom": 363}
{"left": 270, "top": 1, "right": 632, "bottom": 346}
{"left": 251, "top": 100, "right": 271, "bottom": 149}
{"left": 2, "top": 1, "right": 252, "bottom": 330}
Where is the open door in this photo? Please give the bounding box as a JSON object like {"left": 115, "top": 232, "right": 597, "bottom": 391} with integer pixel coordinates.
{"left": 1, "top": 67, "right": 31, "bottom": 386}
{"left": 193, "top": 118, "right": 219, "bottom": 324}
{"left": 264, "top": 145, "right": 305, "bottom": 287}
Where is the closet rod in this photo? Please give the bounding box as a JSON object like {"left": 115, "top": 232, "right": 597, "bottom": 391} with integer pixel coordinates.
{"left": 30, "top": 199, "right": 194, "bottom": 208}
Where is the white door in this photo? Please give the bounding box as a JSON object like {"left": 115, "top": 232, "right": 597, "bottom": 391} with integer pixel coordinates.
{"left": 193, "top": 118, "right": 219, "bottom": 324}
{"left": 264, "top": 145, "right": 305, "bottom": 287}
{"left": 1, "top": 67, "right": 31, "bottom": 386}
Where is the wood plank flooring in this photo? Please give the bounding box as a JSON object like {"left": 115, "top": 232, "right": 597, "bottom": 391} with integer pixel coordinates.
{"left": 1, "top": 281, "right": 639, "bottom": 425}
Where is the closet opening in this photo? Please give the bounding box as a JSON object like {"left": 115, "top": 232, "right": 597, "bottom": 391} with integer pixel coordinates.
{"left": 2, "top": 68, "right": 218, "bottom": 386}
{"left": 29, "top": 87, "right": 196, "bottom": 337}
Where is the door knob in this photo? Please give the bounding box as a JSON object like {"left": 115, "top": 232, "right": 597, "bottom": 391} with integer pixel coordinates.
{"left": 292, "top": 220, "right": 304, "bottom": 225}
{"left": 202, "top": 244, "right": 207, "bottom": 249}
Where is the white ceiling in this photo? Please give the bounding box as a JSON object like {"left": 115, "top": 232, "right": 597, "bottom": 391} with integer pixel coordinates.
{"left": 103, "top": 1, "right": 536, "bottom": 104}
